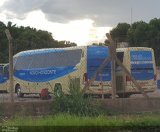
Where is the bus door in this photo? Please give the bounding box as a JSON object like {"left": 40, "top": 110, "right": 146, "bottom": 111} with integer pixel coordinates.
{"left": 87, "top": 46, "right": 111, "bottom": 91}
{"left": 116, "top": 51, "right": 125, "bottom": 92}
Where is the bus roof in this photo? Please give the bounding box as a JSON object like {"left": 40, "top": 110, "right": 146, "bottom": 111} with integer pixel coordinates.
{"left": 116, "top": 47, "right": 153, "bottom": 52}
{"left": 14, "top": 46, "right": 86, "bottom": 57}
{"left": 13, "top": 45, "right": 108, "bottom": 57}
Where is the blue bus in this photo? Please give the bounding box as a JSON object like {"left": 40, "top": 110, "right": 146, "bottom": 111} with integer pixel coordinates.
{"left": 11, "top": 46, "right": 156, "bottom": 98}
{"left": 12, "top": 46, "right": 112, "bottom": 97}
{"left": 116, "top": 47, "right": 156, "bottom": 97}
{"left": 0, "top": 64, "right": 9, "bottom": 92}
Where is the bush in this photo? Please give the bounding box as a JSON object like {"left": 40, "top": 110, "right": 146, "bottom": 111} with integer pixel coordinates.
{"left": 52, "top": 78, "right": 100, "bottom": 116}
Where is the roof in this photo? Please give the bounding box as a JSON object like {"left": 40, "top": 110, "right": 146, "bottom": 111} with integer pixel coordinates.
{"left": 14, "top": 46, "right": 86, "bottom": 57}
{"left": 13, "top": 45, "right": 108, "bottom": 57}
{"left": 116, "top": 47, "right": 153, "bottom": 52}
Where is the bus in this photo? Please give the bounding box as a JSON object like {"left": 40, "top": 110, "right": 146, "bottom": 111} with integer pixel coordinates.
{"left": 116, "top": 47, "right": 156, "bottom": 97}
{"left": 12, "top": 46, "right": 156, "bottom": 98}
{"left": 13, "top": 46, "right": 112, "bottom": 98}
{"left": 0, "top": 64, "right": 9, "bottom": 92}
{"left": 157, "top": 67, "right": 160, "bottom": 89}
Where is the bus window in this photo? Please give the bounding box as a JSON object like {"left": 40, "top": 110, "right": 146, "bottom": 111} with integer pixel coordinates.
{"left": 14, "top": 49, "right": 82, "bottom": 70}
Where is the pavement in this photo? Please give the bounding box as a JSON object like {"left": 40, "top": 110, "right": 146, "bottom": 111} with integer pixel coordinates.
{"left": 0, "top": 88, "right": 160, "bottom": 102}
{"left": 130, "top": 88, "right": 160, "bottom": 98}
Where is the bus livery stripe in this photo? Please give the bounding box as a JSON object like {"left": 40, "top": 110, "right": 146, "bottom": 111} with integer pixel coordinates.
{"left": 14, "top": 66, "right": 76, "bottom": 82}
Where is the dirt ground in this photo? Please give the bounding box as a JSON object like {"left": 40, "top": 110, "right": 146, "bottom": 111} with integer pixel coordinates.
{"left": 130, "top": 88, "right": 160, "bottom": 98}
{"left": 0, "top": 88, "right": 160, "bottom": 102}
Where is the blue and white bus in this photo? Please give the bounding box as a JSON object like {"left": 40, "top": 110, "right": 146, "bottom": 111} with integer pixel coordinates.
{"left": 12, "top": 46, "right": 156, "bottom": 98}
{"left": 0, "top": 64, "right": 9, "bottom": 92}
{"left": 13, "top": 46, "right": 112, "bottom": 97}
{"left": 116, "top": 47, "right": 156, "bottom": 97}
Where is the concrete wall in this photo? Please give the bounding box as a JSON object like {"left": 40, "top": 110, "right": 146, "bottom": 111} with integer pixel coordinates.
{"left": 100, "top": 98, "right": 160, "bottom": 113}
{"left": 0, "top": 101, "right": 52, "bottom": 117}
{"left": 1, "top": 98, "right": 160, "bottom": 116}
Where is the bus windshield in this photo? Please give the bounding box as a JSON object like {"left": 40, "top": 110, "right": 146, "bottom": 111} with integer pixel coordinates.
{"left": 130, "top": 50, "right": 154, "bottom": 80}
{"left": 130, "top": 50, "right": 153, "bottom": 70}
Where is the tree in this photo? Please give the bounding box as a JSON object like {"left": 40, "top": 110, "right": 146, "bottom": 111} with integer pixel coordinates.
{"left": 127, "top": 21, "right": 149, "bottom": 47}
{"left": 0, "top": 21, "right": 8, "bottom": 62}
{"left": 0, "top": 21, "right": 77, "bottom": 63}
{"left": 126, "top": 19, "right": 160, "bottom": 65}
{"left": 110, "top": 23, "right": 130, "bottom": 42}
{"left": 148, "top": 18, "right": 160, "bottom": 65}
{"left": 110, "top": 19, "right": 160, "bottom": 65}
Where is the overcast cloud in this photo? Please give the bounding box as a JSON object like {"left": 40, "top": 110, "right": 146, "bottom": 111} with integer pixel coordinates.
{"left": 1, "top": 0, "right": 160, "bottom": 27}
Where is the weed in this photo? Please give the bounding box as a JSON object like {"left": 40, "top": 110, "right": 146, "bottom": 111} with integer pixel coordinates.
{"left": 52, "top": 78, "right": 101, "bottom": 116}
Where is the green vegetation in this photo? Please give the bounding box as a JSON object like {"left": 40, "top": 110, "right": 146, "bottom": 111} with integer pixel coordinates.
{"left": 1, "top": 80, "right": 160, "bottom": 130}
{"left": 52, "top": 78, "right": 101, "bottom": 116}
{"left": 1, "top": 113, "right": 160, "bottom": 132}
{"left": 2, "top": 114, "right": 158, "bottom": 132}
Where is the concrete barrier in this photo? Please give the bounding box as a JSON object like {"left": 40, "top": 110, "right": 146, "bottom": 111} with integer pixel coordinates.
{"left": 0, "top": 101, "right": 52, "bottom": 117}
{"left": 1, "top": 98, "right": 160, "bottom": 116}
{"left": 99, "top": 97, "right": 160, "bottom": 113}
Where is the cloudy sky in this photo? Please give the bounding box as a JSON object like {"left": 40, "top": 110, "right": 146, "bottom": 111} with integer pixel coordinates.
{"left": 0, "top": 0, "right": 160, "bottom": 45}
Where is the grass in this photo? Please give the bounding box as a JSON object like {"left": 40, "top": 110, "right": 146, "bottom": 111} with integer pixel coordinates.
{"left": 2, "top": 113, "right": 160, "bottom": 127}
{"left": 1, "top": 113, "right": 160, "bottom": 132}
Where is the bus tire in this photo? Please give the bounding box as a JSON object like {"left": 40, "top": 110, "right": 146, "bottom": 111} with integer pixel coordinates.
{"left": 118, "top": 93, "right": 130, "bottom": 98}
{"left": 104, "top": 94, "right": 111, "bottom": 98}
{"left": 16, "top": 85, "right": 24, "bottom": 98}
{"left": 54, "top": 83, "right": 63, "bottom": 97}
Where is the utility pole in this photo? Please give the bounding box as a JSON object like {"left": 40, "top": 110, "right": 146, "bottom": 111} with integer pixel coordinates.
{"left": 5, "top": 29, "right": 14, "bottom": 103}
{"left": 131, "top": 8, "right": 133, "bottom": 25}
{"left": 106, "top": 33, "right": 116, "bottom": 99}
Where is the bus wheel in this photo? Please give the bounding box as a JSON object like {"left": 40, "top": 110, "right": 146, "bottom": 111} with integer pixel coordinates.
{"left": 16, "top": 86, "right": 24, "bottom": 98}
{"left": 104, "top": 94, "right": 111, "bottom": 98}
{"left": 54, "top": 83, "right": 63, "bottom": 97}
{"left": 118, "top": 93, "right": 130, "bottom": 98}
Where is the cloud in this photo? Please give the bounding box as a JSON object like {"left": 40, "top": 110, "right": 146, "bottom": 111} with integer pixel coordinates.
{"left": 0, "top": 9, "right": 112, "bottom": 45}
{"left": 0, "top": 0, "right": 133, "bottom": 26}
{"left": 2, "top": 0, "right": 160, "bottom": 26}
{"left": 2, "top": 0, "right": 45, "bottom": 14}
{"left": 1, "top": 0, "right": 160, "bottom": 45}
